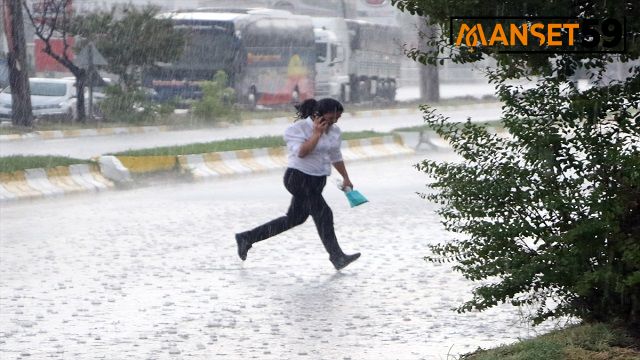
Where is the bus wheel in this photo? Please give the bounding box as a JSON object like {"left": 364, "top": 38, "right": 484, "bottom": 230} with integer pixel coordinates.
{"left": 291, "top": 87, "right": 300, "bottom": 103}
{"left": 248, "top": 87, "right": 257, "bottom": 110}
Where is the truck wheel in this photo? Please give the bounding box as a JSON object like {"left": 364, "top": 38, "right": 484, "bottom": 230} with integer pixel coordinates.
{"left": 388, "top": 80, "right": 397, "bottom": 101}
{"left": 377, "top": 80, "right": 387, "bottom": 100}
{"left": 379, "top": 80, "right": 388, "bottom": 100}
{"left": 340, "top": 84, "right": 349, "bottom": 103}
{"left": 358, "top": 78, "right": 368, "bottom": 102}
{"left": 364, "top": 78, "right": 372, "bottom": 101}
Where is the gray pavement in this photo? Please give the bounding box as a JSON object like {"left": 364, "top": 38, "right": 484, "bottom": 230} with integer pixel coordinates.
{"left": 0, "top": 151, "right": 560, "bottom": 359}
{"left": 0, "top": 105, "right": 502, "bottom": 159}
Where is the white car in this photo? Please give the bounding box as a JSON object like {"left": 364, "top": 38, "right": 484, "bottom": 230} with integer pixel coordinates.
{"left": 0, "top": 78, "right": 80, "bottom": 121}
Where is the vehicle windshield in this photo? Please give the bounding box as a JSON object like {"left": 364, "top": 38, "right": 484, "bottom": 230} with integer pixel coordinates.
{"left": 316, "top": 43, "right": 327, "bottom": 63}
{"left": 2, "top": 82, "right": 68, "bottom": 96}
{"left": 31, "top": 82, "right": 68, "bottom": 96}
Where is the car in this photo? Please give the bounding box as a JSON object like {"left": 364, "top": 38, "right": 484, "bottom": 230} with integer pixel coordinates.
{"left": 0, "top": 77, "right": 81, "bottom": 121}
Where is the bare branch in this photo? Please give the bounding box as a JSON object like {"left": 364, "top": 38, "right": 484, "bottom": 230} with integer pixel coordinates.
{"left": 23, "top": 0, "right": 80, "bottom": 74}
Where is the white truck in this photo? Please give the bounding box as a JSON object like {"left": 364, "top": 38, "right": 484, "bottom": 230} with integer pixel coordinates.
{"left": 312, "top": 17, "right": 403, "bottom": 103}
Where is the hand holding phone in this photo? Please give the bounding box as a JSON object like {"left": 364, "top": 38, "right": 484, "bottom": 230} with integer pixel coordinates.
{"left": 313, "top": 116, "right": 329, "bottom": 134}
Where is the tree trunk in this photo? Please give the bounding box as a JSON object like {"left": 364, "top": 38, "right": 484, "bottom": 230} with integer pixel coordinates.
{"left": 4, "top": 0, "right": 33, "bottom": 127}
{"left": 418, "top": 17, "right": 440, "bottom": 103}
{"left": 74, "top": 69, "right": 87, "bottom": 123}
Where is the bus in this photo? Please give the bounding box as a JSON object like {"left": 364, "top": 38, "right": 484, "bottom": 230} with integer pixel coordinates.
{"left": 145, "top": 8, "right": 316, "bottom": 108}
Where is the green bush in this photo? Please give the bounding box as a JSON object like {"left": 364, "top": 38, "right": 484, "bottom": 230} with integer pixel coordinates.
{"left": 393, "top": 0, "right": 640, "bottom": 329}
{"left": 192, "top": 71, "right": 238, "bottom": 123}
{"left": 97, "top": 85, "right": 175, "bottom": 123}
{"left": 97, "top": 85, "right": 155, "bottom": 123}
{"left": 156, "top": 97, "right": 178, "bottom": 118}
{"left": 418, "top": 71, "right": 640, "bottom": 326}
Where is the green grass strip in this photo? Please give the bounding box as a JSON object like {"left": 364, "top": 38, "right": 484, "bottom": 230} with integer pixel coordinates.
{"left": 111, "top": 131, "right": 391, "bottom": 157}
{"left": 462, "top": 323, "right": 639, "bottom": 360}
{"left": 0, "top": 155, "right": 92, "bottom": 173}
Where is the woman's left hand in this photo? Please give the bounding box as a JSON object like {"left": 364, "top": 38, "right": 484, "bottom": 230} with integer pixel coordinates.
{"left": 342, "top": 178, "right": 354, "bottom": 190}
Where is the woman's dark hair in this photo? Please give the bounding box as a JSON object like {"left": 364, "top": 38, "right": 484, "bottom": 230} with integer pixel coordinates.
{"left": 294, "top": 98, "right": 344, "bottom": 121}
{"left": 294, "top": 99, "right": 317, "bottom": 120}
{"left": 315, "top": 98, "right": 344, "bottom": 116}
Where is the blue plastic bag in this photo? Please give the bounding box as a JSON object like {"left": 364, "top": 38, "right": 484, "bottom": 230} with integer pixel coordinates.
{"left": 343, "top": 187, "right": 368, "bottom": 208}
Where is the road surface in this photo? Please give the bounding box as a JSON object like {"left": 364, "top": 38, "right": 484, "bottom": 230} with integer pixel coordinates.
{"left": 0, "top": 104, "right": 502, "bottom": 159}
{"left": 0, "top": 151, "right": 561, "bottom": 359}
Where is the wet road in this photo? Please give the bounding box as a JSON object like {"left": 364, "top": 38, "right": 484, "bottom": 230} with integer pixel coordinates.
{"left": 0, "top": 151, "right": 559, "bottom": 359}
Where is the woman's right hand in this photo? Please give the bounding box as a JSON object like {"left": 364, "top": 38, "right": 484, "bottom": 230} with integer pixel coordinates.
{"left": 313, "top": 117, "right": 329, "bottom": 135}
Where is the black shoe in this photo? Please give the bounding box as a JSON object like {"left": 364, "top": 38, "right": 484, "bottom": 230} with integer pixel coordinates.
{"left": 235, "top": 233, "right": 252, "bottom": 261}
{"left": 331, "top": 252, "right": 361, "bottom": 270}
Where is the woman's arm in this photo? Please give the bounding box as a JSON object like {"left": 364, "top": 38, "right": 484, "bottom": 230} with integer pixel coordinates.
{"left": 298, "top": 132, "right": 322, "bottom": 158}
{"left": 333, "top": 161, "right": 353, "bottom": 189}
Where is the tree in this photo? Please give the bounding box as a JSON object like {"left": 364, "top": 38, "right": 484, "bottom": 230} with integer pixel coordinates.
{"left": 3, "top": 0, "right": 33, "bottom": 127}
{"left": 23, "top": 0, "right": 89, "bottom": 122}
{"left": 192, "top": 70, "right": 237, "bottom": 123}
{"left": 71, "top": 5, "right": 184, "bottom": 91}
{"left": 392, "top": 0, "right": 640, "bottom": 327}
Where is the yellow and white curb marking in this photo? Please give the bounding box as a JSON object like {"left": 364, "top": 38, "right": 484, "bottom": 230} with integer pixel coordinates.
{"left": 177, "top": 147, "right": 287, "bottom": 179}
{"left": 0, "top": 164, "right": 114, "bottom": 202}
{"left": 177, "top": 136, "right": 414, "bottom": 180}
{"left": 115, "top": 155, "right": 177, "bottom": 174}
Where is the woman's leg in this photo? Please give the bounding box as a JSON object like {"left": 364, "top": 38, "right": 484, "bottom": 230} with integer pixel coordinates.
{"left": 307, "top": 193, "right": 345, "bottom": 259}
{"left": 237, "top": 168, "right": 311, "bottom": 244}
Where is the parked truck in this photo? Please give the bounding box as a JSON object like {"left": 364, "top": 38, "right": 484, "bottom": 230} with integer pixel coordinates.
{"left": 313, "top": 17, "right": 402, "bottom": 103}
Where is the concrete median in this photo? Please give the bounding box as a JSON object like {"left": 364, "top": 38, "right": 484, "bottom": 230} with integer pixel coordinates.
{"left": 0, "top": 164, "right": 114, "bottom": 202}
{"left": 1, "top": 134, "right": 418, "bottom": 202}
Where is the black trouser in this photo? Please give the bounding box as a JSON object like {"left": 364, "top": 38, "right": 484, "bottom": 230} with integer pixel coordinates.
{"left": 238, "top": 168, "right": 344, "bottom": 259}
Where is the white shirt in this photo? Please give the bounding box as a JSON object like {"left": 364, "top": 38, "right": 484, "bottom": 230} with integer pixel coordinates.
{"left": 283, "top": 117, "right": 343, "bottom": 176}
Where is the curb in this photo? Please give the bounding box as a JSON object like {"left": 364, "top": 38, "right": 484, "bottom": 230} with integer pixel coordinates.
{"left": 0, "top": 102, "right": 501, "bottom": 142}
{"left": 0, "top": 164, "right": 115, "bottom": 202}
